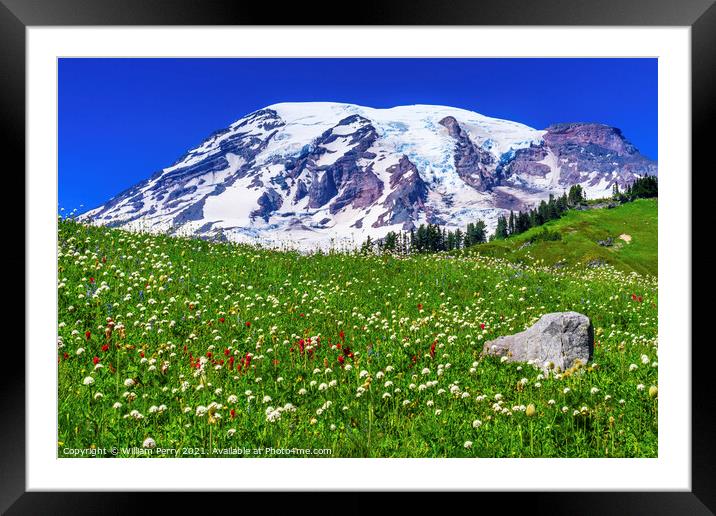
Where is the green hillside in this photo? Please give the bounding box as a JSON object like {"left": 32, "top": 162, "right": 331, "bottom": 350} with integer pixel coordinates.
{"left": 56, "top": 212, "right": 658, "bottom": 458}
{"left": 468, "top": 199, "right": 657, "bottom": 276}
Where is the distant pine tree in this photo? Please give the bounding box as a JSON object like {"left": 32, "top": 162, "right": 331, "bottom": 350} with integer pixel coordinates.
{"left": 495, "top": 215, "right": 509, "bottom": 240}
{"left": 454, "top": 228, "right": 463, "bottom": 250}
{"left": 361, "top": 236, "right": 373, "bottom": 255}
{"left": 568, "top": 185, "right": 585, "bottom": 206}
{"left": 384, "top": 231, "right": 397, "bottom": 252}
{"left": 612, "top": 183, "right": 621, "bottom": 200}
{"left": 627, "top": 175, "right": 658, "bottom": 200}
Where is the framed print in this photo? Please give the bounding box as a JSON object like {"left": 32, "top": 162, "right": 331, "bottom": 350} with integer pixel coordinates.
{"left": 4, "top": 0, "right": 712, "bottom": 512}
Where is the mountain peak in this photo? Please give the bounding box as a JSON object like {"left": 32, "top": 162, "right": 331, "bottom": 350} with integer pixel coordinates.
{"left": 81, "top": 102, "right": 656, "bottom": 250}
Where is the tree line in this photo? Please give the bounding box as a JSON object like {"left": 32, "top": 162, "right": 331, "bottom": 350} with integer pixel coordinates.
{"left": 493, "top": 185, "right": 584, "bottom": 240}
{"left": 612, "top": 175, "right": 658, "bottom": 202}
{"left": 359, "top": 176, "right": 657, "bottom": 255}
{"left": 361, "top": 218, "right": 487, "bottom": 255}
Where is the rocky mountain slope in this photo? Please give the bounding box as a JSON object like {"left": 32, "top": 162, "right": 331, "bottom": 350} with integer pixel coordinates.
{"left": 80, "top": 102, "right": 656, "bottom": 250}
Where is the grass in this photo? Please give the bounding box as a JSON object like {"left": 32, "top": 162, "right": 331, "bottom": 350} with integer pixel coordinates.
{"left": 56, "top": 205, "right": 658, "bottom": 458}
{"left": 468, "top": 199, "right": 658, "bottom": 276}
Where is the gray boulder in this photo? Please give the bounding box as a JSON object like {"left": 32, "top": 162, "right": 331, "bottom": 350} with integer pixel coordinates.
{"left": 482, "top": 312, "right": 593, "bottom": 372}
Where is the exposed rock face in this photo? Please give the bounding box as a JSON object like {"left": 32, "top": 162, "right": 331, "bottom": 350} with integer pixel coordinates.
{"left": 251, "top": 188, "right": 283, "bottom": 222}
{"left": 543, "top": 123, "right": 637, "bottom": 155}
{"left": 80, "top": 102, "right": 657, "bottom": 249}
{"left": 374, "top": 156, "right": 428, "bottom": 229}
{"left": 498, "top": 145, "right": 550, "bottom": 179}
{"left": 331, "top": 163, "right": 383, "bottom": 214}
{"left": 280, "top": 114, "right": 382, "bottom": 213}
{"left": 500, "top": 123, "right": 656, "bottom": 192}
{"left": 440, "top": 116, "right": 497, "bottom": 191}
{"left": 482, "top": 312, "right": 594, "bottom": 372}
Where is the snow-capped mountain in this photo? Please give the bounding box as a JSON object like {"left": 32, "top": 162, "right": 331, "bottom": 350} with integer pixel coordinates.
{"left": 80, "top": 102, "right": 656, "bottom": 250}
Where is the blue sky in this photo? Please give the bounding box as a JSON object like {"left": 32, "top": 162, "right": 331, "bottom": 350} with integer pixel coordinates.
{"left": 59, "top": 58, "right": 657, "bottom": 212}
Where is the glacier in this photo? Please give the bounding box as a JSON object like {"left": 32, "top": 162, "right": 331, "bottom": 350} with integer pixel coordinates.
{"left": 79, "top": 102, "right": 656, "bottom": 251}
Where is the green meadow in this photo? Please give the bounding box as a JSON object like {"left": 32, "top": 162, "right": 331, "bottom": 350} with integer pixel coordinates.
{"left": 471, "top": 199, "right": 657, "bottom": 276}
{"left": 57, "top": 200, "right": 658, "bottom": 458}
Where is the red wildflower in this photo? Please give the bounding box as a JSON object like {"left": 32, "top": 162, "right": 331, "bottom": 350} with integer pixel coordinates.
{"left": 430, "top": 340, "right": 437, "bottom": 359}
{"left": 84, "top": 331, "right": 91, "bottom": 341}
{"left": 337, "top": 355, "right": 345, "bottom": 365}
{"left": 206, "top": 351, "right": 212, "bottom": 358}
{"left": 245, "top": 321, "right": 251, "bottom": 328}
{"left": 89, "top": 277, "right": 95, "bottom": 284}
{"left": 101, "top": 344, "right": 109, "bottom": 352}
{"left": 63, "top": 352, "right": 69, "bottom": 360}
{"left": 480, "top": 323, "right": 485, "bottom": 330}
{"left": 224, "top": 348, "right": 230, "bottom": 356}
{"left": 417, "top": 303, "right": 423, "bottom": 311}
{"left": 229, "top": 356, "right": 235, "bottom": 368}
{"left": 230, "top": 409, "right": 236, "bottom": 419}
{"left": 219, "top": 317, "right": 225, "bottom": 323}
{"left": 140, "top": 351, "right": 145, "bottom": 358}
{"left": 93, "top": 356, "right": 100, "bottom": 365}
{"left": 339, "top": 330, "right": 345, "bottom": 341}
{"left": 631, "top": 293, "right": 637, "bottom": 300}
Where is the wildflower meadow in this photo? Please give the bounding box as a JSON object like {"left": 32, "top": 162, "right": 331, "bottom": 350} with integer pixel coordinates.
{"left": 57, "top": 208, "right": 657, "bottom": 458}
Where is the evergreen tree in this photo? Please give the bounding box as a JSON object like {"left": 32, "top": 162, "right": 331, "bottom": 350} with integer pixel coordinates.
{"left": 548, "top": 194, "right": 558, "bottom": 219}
{"left": 472, "top": 219, "right": 487, "bottom": 244}
{"left": 384, "top": 231, "right": 397, "bottom": 253}
{"left": 465, "top": 222, "right": 475, "bottom": 247}
{"left": 495, "top": 215, "right": 508, "bottom": 240}
{"left": 415, "top": 224, "right": 426, "bottom": 252}
{"left": 627, "top": 175, "right": 658, "bottom": 200}
{"left": 454, "top": 228, "right": 463, "bottom": 250}
{"left": 361, "top": 236, "right": 373, "bottom": 255}
{"left": 446, "top": 230, "right": 456, "bottom": 251}
{"left": 568, "top": 185, "right": 585, "bottom": 206}
{"left": 558, "top": 193, "right": 568, "bottom": 213}
{"left": 612, "top": 183, "right": 621, "bottom": 200}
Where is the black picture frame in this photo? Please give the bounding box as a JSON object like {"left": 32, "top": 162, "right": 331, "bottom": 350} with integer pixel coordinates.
{"left": 3, "top": 0, "right": 711, "bottom": 513}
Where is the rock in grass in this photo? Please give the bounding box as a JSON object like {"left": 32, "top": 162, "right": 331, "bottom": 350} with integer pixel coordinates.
{"left": 482, "top": 312, "right": 593, "bottom": 372}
